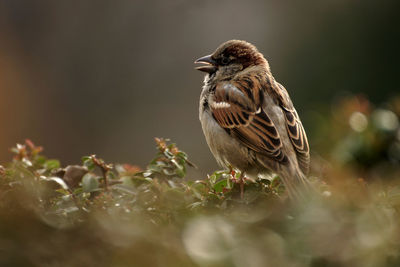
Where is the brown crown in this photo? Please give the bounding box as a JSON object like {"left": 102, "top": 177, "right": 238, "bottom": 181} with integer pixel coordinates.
{"left": 213, "top": 40, "right": 267, "bottom": 68}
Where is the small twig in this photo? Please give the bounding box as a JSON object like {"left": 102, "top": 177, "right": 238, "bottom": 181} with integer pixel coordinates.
{"left": 185, "top": 159, "right": 198, "bottom": 169}
{"left": 239, "top": 172, "right": 245, "bottom": 200}
{"left": 90, "top": 155, "right": 113, "bottom": 192}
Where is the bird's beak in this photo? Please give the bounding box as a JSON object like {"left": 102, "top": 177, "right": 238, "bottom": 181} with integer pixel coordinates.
{"left": 194, "top": 54, "right": 217, "bottom": 74}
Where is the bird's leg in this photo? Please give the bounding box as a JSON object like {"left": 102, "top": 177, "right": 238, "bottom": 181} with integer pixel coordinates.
{"left": 228, "top": 167, "right": 245, "bottom": 198}
{"left": 229, "top": 165, "right": 234, "bottom": 176}
{"left": 239, "top": 171, "right": 245, "bottom": 199}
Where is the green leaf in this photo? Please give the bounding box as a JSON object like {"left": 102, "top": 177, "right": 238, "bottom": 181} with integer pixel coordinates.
{"left": 35, "top": 156, "right": 47, "bottom": 165}
{"left": 209, "top": 170, "right": 227, "bottom": 185}
{"left": 47, "top": 176, "right": 69, "bottom": 190}
{"left": 175, "top": 167, "right": 185, "bottom": 178}
{"left": 81, "top": 173, "right": 99, "bottom": 192}
{"left": 172, "top": 159, "right": 186, "bottom": 178}
{"left": 44, "top": 159, "right": 60, "bottom": 170}
{"left": 213, "top": 179, "right": 228, "bottom": 193}
{"left": 73, "top": 187, "right": 83, "bottom": 195}
{"left": 121, "top": 176, "right": 135, "bottom": 187}
{"left": 176, "top": 151, "right": 187, "bottom": 160}
{"left": 82, "top": 156, "right": 95, "bottom": 171}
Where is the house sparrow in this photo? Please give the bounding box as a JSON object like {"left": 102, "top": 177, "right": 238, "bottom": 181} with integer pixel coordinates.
{"left": 195, "top": 40, "right": 311, "bottom": 199}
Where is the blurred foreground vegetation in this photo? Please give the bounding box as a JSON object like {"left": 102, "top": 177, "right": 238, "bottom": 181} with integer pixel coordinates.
{"left": 1, "top": 95, "right": 400, "bottom": 267}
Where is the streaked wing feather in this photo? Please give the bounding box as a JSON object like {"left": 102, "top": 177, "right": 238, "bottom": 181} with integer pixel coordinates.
{"left": 211, "top": 81, "right": 287, "bottom": 163}
{"left": 268, "top": 81, "right": 310, "bottom": 174}
{"left": 281, "top": 106, "right": 310, "bottom": 174}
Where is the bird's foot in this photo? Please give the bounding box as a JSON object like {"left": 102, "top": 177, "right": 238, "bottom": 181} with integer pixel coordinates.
{"left": 238, "top": 172, "right": 246, "bottom": 200}
{"left": 229, "top": 169, "right": 247, "bottom": 199}
{"left": 239, "top": 177, "right": 244, "bottom": 199}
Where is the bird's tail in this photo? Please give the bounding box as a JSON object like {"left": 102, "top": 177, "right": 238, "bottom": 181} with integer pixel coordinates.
{"left": 278, "top": 167, "right": 314, "bottom": 201}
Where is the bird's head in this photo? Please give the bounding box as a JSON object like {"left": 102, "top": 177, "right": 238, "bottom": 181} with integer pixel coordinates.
{"left": 195, "top": 40, "right": 268, "bottom": 78}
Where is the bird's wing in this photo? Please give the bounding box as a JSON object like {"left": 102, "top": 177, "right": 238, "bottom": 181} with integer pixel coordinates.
{"left": 270, "top": 82, "right": 310, "bottom": 174}
{"left": 210, "top": 79, "right": 287, "bottom": 163}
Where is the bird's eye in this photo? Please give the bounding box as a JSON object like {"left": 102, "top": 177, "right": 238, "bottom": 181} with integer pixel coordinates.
{"left": 221, "top": 57, "right": 229, "bottom": 65}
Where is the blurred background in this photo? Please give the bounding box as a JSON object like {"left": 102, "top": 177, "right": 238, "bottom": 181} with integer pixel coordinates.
{"left": 1, "top": 2, "right": 400, "bottom": 266}
{"left": 0, "top": 0, "right": 399, "bottom": 177}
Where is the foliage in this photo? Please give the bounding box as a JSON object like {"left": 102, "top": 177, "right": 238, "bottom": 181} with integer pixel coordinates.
{"left": 1, "top": 96, "right": 400, "bottom": 267}
{"left": 312, "top": 94, "right": 400, "bottom": 181}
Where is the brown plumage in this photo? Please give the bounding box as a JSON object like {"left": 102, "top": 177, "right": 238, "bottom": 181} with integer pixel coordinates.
{"left": 195, "top": 40, "right": 311, "bottom": 199}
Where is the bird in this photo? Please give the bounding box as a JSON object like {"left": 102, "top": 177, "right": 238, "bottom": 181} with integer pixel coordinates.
{"left": 195, "top": 40, "right": 311, "bottom": 199}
